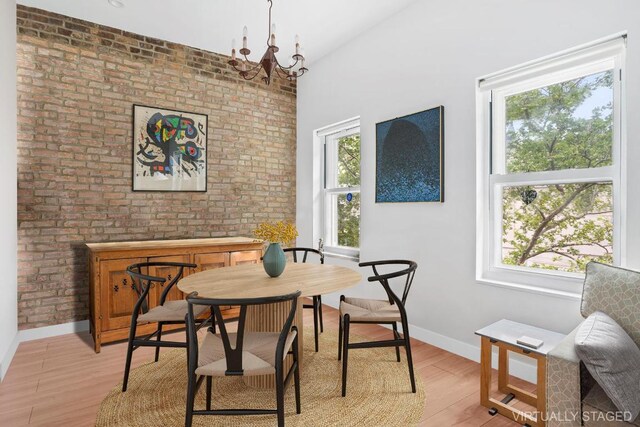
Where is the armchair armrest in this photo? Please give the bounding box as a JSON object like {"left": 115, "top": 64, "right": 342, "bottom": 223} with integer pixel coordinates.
{"left": 546, "top": 323, "right": 583, "bottom": 427}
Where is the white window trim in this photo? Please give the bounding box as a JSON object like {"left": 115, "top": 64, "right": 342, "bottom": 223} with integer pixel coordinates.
{"left": 313, "top": 117, "right": 361, "bottom": 261}
{"left": 475, "top": 34, "right": 627, "bottom": 298}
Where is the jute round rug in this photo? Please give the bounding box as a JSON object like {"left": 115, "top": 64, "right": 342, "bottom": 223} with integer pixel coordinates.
{"left": 96, "top": 328, "right": 425, "bottom": 426}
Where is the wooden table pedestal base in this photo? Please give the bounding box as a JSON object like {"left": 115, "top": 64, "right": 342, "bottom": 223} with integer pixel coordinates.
{"left": 243, "top": 299, "right": 304, "bottom": 389}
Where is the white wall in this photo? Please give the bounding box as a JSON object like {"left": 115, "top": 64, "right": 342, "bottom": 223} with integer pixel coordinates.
{"left": 0, "top": 0, "right": 19, "bottom": 380}
{"left": 297, "top": 0, "right": 640, "bottom": 374}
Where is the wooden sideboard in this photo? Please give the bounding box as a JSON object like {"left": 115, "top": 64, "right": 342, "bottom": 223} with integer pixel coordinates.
{"left": 86, "top": 237, "right": 263, "bottom": 353}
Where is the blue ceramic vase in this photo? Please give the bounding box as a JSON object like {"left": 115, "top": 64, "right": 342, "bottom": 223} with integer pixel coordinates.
{"left": 262, "top": 243, "right": 286, "bottom": 277}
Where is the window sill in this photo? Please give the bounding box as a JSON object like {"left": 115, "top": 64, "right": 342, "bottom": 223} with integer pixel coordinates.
{"left": 324, "top": 251, "right": 360, "bottom": 263}
{"left": 476, "top": 277, "right": 582, "bottom": 300}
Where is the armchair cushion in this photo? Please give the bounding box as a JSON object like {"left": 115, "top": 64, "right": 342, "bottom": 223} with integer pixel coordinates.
{"left": 575, "top": 311, "right": 640, "bottom": 422}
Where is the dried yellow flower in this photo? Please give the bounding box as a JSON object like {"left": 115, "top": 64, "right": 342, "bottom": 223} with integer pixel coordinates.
{"left": 253, "top": 221, "right": 298, "bottom": 245}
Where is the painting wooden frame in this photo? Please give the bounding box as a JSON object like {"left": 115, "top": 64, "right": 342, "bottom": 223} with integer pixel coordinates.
{"left": 132, "top": 104, "right": 208, "bottom": 192}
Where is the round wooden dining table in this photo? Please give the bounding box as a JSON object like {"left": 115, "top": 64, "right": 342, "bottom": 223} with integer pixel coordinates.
{"left": 177, "top": 262, "right": 362, "bottom": 388}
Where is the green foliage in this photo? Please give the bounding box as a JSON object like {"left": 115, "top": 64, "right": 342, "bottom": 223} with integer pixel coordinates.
{"left": 502, "top": 71, "right": 614, "bottom": 272}
{"left": 337, "top": 134, "right": 361, "bottom": 248}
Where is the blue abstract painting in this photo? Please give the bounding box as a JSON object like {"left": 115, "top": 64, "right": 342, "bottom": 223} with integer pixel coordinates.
{"left": 375, "top": 106, "right": 444, "bottom": 203}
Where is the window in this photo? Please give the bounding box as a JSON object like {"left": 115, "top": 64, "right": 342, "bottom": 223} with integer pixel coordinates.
{"left": 476, "top": 35, "right": 626, "bottom": 294}
{"left": 315, "top": 118, "right": 361, "bottom": 259}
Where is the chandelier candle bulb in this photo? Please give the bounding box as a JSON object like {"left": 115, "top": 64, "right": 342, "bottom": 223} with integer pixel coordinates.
{"left": 227, "top": 0, "right": 307, "bottom": 84}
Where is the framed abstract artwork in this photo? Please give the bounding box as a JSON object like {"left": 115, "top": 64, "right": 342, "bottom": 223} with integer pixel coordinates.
{"left": 375, "top": 106, "right": 444, "bottom": 203}
{"left": 132, "top": 104, "right": 208, "bottom": 192}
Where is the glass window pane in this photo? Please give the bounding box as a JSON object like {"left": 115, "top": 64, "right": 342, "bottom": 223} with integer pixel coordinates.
{"left": 337, "top": 134, "right": 361, "bottom": 187}
{"left": 504, "top": 70, "right": 613, "bottom": 173}
{"left": 501, "top": 182, "right": 612, "bottom": 272}
{"left": 338, "top": 192, "right": 360, "bottom": 248}
{"left": 329, "top": 192, "right": 360, "bottom": 248}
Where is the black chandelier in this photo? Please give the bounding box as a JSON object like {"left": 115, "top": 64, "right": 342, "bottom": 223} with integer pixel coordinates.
{"left": 228, "top": 0, "right": 307, "bottom": 85}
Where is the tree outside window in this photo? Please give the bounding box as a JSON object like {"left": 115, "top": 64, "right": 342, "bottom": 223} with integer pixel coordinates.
{"left": 500, "top": 71, "right": 614, "bottom": 272}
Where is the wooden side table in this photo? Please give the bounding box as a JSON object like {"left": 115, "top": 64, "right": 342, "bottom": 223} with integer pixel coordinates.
{"left": 475, "top": 320, "right": 566, "bottom": 427}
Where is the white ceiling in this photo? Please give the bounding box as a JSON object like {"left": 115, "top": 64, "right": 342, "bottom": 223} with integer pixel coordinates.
{"left": 18, "top": 0, "right": 419, "bottom": 64}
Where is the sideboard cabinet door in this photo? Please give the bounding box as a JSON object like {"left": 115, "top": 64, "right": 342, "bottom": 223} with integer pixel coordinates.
{"left": 230, "top": 250, "right": 262, "bottom": 266}
{"left": 99, "top": 258, "right": 147, "bottom": 332}
{"left": 194, "top": 252, "right": 230, "bottom": 272}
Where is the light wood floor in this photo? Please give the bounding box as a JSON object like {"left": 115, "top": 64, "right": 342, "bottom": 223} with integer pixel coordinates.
{"left": 0, "top": 304, "right": 532, "bottom": 427}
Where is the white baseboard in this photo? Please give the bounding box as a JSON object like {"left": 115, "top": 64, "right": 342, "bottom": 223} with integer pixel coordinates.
{"left": 405, "top": 322, "right": 537, "bottom": 383}
{"left": 19, "top": 320, "right": 90, "bottom": 342}
{"left": 0, "top": 333, "right": 20, "bottom": 381}
{"left": 322, "top": 297, "right": 537, "bottom": 383}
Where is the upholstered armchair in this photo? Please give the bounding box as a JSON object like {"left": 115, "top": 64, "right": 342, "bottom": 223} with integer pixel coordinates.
{"left": 547, "top": 262, "right": 640, "bottom": 427}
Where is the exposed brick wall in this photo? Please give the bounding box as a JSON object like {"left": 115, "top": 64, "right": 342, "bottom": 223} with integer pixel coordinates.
{"left": 16, "top": 6, "right": 297, "bottom": 329}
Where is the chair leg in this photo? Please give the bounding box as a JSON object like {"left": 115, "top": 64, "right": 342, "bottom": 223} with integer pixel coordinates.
{"left": 318, "top": 295, "right": 324, "bottom": 333}
{"left": 210, "top": 306, "right": 216, "bottom": 334}
{"left": 154, "top": 322, "right": 163, "bottom": 362}
{"left": 338, "top": 295, "right": 345, "bottom": 361}
{"left": 392, "top": 323, "right": 401, "bottom": 362}
{"left": 401, "top": 318, "right": 416, "bottom": 393}
{"left": 313, "top": 296, "right": 319, "bottom": 352}
{"left": 338, "top": 315, "right": 343, "bottom": 361}
{"left": 122, "top": 320, "right": 137, "bottom": 392}
{"left": 293, "top": 336, "right": 301, "bottom": 414}
{"left": 341, "top": 314, "right": 350, "bottom": 397}
{"left": 275, "top": 365, "right": 285, "bottom": 427}
{"left": 206, "top": 376, "right": 212, "bottom": 411}
{"left": 185, "top": 373, "right": 196, "bottom": 427}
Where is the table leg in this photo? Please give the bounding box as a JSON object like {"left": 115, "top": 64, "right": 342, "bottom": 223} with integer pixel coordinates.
{"left": 481, "top": 339, "right": 544, "bottom": 426}
{"left": 498, "top": 346, "right": 509, "bottom": 394}
{"left": 243, "top": 299, "right": 304, "bottom": 389}
{"left": 480, "top": 336, "right": 492, "bottom": 409}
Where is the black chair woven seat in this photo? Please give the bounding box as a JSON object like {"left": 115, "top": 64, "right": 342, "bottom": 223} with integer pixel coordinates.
{"left": 338, "top": 260, "right": 418, "bottom": 397}
{"left": 184, "top": 291, "right": 301, "bottom": 427}
{"left": 121, "top": 262, "right": 211, "bottom": 392}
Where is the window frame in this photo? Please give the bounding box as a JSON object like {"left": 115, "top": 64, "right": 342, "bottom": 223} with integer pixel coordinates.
{"left": 314, "top": 118, "right": 361, "bottom": 260}
{"left": 476, "top": 35, "right": 627, "bottom": 297}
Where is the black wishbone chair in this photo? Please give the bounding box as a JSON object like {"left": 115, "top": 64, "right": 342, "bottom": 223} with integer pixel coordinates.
{"left": 338, "top": 260, "right": 418, "bottom": 397}
{"left": 184, "top": 290, "right": 302, "bottom": 427}
{"left": 122, "top": 261, "right": 211, "bottom": 392}
{"left": 284, "top": 247, "right": 325, "bottom": 352}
